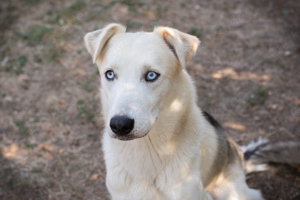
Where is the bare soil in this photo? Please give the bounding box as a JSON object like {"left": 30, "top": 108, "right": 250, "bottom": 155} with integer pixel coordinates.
{"left": 0, "top": 0, "right": 299, "bottom": 199}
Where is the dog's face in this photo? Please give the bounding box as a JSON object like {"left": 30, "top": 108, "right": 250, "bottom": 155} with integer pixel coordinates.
{"left": 84, "top": 24, "right": 199, "bottom": 140}
{"left": 98, "top": 33, "right": 176, "bottom": 140}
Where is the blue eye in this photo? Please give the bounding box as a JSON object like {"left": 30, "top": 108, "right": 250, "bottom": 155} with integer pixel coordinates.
{"left": 105, "top": 70, "right": 114, "bottom": 80}
{"left": 146, "top": 71, "right": 160, "bottom": 82}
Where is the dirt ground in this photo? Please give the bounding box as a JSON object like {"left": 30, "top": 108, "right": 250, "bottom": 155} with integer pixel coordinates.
{"left": 0, "top": 0, "right": 300, "bottom": 199}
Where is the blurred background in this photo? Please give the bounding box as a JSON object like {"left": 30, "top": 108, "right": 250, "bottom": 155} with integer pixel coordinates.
{"left": 0, "top": 0, "right": 300, "bottom": 199}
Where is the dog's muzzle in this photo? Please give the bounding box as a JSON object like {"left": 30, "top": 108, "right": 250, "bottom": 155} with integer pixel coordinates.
{"left": 110, "top": 115, "right": 134, "bottom": 136}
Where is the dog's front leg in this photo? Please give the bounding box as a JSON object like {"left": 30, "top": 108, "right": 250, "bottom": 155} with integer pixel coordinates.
{"left": 164, "top": 179, "right": 213, "bottom": 200}
{"left": 156, "top": 170, "right": 214, "bottom": 200}
{"left": 106, "top": 168, "right": 164, "bottom": 200}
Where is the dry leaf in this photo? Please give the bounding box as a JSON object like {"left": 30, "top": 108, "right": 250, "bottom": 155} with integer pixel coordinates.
{"left": 76, "top": 69, "right": 86, "bottom": 76}
{"left": 146, "top": 11, "right": 156, "bottom": 20}
{"left": 48, "top": 131, "right": 55, "bottom": 136}
{"left": 39, "top": 142, "right": 55, "bottom": 152}
{"left": 224, "top": 122, "right": 247, "bottom": 131}
{"left": 41, "top": 152, "right": 53, "bottom": 160}
{"left": 1, "top": 143, "right": 19, "bottom": 158}
{"left": 59, "top": 99, "right": 66, "bottom": 104}
{"left": 90, "top": 173, "right": 99, "bottom": 180}
{"left": 295, "top": 98, "right": 300, "bottom": 105}
{"left": 59, "top": 149, "right": 64, "bottom": 154}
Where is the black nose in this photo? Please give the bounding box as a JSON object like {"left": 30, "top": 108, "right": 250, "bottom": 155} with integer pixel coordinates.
{"left": 110, "top": 115, "right": 134, "bottom": 136}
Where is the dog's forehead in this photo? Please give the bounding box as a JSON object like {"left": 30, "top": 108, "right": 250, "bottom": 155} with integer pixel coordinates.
{"left": 104, "top": 32, "right": 171, "bottom": 67}
{"left": 110, "top": 32, "right": 163, "bottom": 51}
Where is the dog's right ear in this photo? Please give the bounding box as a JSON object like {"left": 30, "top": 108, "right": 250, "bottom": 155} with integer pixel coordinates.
{"left": 84, "top": 23, "right": 126, "bottom": 63}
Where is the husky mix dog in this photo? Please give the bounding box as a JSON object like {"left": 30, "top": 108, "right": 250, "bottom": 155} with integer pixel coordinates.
{"left": 84, "top": 23, "right": 300, "bottom": 200}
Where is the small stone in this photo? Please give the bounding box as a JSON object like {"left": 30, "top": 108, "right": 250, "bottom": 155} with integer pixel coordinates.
{"left": 55, "top": 73, "right": 61, "bottom": 78}
{"left": 63, "top": 130, "right": 70, "bottom": 135}
{"left": 18, "top": 74, "right": 29, "bottom": 82}
{"left": 258, "top": 129, "right": 266, "bottom": 135}
{"left": 271, "top": 104, "right": 278, "bottom": 109}
{"left": 3, "top": 96, "right": 13, "bottom": 102}
{"left": 284, "top": 51, "right": 291, "bottom": 56}
{"left": 45, "top": 95, "right": 59, "bottom": 108}
{"left": 195, "top": 5, "right": 200, "bottom": 10}
{"left": 1, "top": 56, "right": 9, "bottom": 66}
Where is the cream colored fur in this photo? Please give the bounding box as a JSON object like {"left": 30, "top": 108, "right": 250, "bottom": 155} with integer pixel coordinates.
{"left": 84, "top": 23, "right": 264, "bottom": 200}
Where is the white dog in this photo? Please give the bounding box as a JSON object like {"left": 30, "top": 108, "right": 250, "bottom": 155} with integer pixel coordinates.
{"left": 84, "top": 23, "right": 297, "bottom": 200}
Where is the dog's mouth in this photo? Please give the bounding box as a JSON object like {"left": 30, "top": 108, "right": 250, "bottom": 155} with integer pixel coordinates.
{"left": 111, "top": 132, "right": 148, "bottom": 141}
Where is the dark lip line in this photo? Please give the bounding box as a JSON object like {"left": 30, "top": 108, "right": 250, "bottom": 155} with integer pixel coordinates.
{"left": 112, "top": 132, "right": 149, "bottom": 141}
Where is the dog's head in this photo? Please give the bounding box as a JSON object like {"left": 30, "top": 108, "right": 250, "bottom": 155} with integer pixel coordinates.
{"left": 84, "top": 23, "right": 199, "bottom": 140}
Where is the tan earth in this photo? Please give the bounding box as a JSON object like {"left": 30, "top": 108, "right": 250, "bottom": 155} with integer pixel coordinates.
{"left": 0, "top": 0, "right": 299, "bottom": 199}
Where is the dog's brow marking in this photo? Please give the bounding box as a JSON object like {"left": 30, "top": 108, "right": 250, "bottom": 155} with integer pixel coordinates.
{"left": 142, "top": 65, "right": 152, "bottom": 75}
{"left": 109, "top": 65, "right": 119, "bottom": 70}
{"left": 143, "top": 65, "right": 160, "bottom": 72}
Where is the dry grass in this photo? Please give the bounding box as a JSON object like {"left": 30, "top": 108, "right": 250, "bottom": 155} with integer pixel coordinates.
{"left": 0, "top": 0, "right": 299, "bottom": 199}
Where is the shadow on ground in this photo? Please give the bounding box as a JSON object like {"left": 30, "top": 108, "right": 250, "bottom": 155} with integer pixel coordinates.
{"left": 0, "top": 152, "right": 48, "bottom": 200}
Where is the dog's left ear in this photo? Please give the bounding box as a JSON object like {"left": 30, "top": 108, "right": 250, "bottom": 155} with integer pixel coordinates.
{"left": 84, "top": 23, "right": 126, "bottom": 63}
{"left": 154, "top": 27, "right": 200, "bottom": 69}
